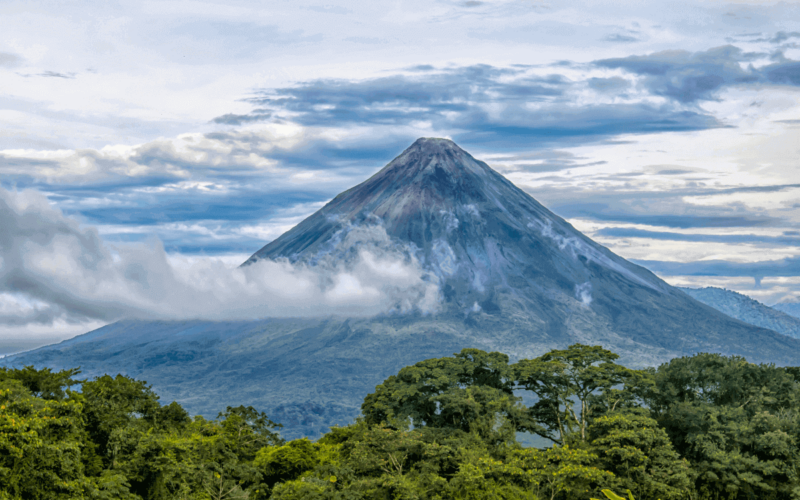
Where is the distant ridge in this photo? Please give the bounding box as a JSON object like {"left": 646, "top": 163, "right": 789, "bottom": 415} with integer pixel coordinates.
{"left": 773, "top": 301, "right": 800, "bottom": 320}
{"left": 6, "top": 138, "right": 800, "bottom": 438}
{"left": 679, "top": 287, "right": 800, "bottom": 340}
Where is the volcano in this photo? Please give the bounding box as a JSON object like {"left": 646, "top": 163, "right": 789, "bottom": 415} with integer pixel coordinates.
{"left": 246, "top": 137, "right": 675, "bottom": 330}
{"left": 7, "top": 138, "right": 800, "bottom": 438}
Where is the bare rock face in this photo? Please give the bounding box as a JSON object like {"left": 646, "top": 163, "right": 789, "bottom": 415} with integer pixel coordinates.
{"left": 7, "top": 138, "right": 800, "bottom": 439}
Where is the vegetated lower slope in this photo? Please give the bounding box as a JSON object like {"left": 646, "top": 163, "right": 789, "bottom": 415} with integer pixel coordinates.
{"left": 6, "top": 138, "right": 800, "bottom": 439}
{"left": 679, "top": 286, "right": 800, "bottom": 340}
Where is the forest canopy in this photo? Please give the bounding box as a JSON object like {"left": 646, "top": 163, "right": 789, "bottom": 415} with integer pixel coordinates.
{"left": 2, "top": 344, "right": 799, "bottom": 499}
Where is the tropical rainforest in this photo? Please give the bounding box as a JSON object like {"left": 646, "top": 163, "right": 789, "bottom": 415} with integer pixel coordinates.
{"left": 2, "top": 344, "right": 799, "bottom": 500}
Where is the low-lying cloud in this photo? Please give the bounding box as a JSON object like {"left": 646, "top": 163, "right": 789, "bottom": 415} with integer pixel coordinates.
{"left": 0, "top": 187, "right": 440, "bottom": 332}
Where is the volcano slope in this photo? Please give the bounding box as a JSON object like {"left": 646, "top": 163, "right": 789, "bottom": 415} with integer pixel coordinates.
{"left": 6, "top": 138, "right": 800, "bottom": 438}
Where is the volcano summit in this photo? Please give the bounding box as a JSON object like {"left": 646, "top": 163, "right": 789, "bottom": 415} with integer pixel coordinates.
{"left": 7, "top": 138, "right": 800, "bottom": 438}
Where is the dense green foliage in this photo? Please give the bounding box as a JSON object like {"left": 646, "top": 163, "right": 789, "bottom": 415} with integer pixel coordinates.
{"left": 3, "top": 345, "right": 800, "bottom": 499}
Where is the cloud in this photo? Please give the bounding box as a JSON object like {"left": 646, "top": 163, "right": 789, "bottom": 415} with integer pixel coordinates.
{"left": 532, "top": 182, "right": 800, "bottom": 232}
{"left": 4, "top": 52, "right": 799, "bottom": 261}
{"left": 38, "top": 71, "right": 76, "bottom": 79}
{"left": 574, "top": 282, "right": 592, "bottom": 305}
{"left": 596, "top": 45, "right": 759, "bottom": 103}
{"left": 215, "top": 64, "right": 721, "bottom": 149}
{"left": 588, "top": 77, "right": 631, "bottom": 92}
{"left": 0, "top": 52, "right": 22, "bottom": 67}
{"left": 770, "top": 31, "right": 800, "bottom": 44}
{"left": 552, "top": 203, "right": 779, "bottom": 229}
{"left": 763, "top": 60, "right": 800, "bottom": 86}
{"left": 0, "top": 127, "right": 423, "bottom": 256}
{"left": 17, "top": 71, "right": 77, "bottom": 79}
{"left": 212, "top": 110, "right": 272, "bottom": 125}
{"left": 485, "top": 149, "right": 607, "bottom": 174}
{"left": 634, "top": 257, "right": 800, "bottom": 278}
{"left": 163, "top": 21, "right": 324, "bottom": 64}
{"left": 0, "top": 187, "right": 440, "bottom": 331}
{"left": 604, "top": 33, "right": 640, "bottom": 43}
{"left": 596, "top": 227, "right": 800, "bottom": 245}
{"left": 597, "top": 44, "right": 800, "bottom": 104}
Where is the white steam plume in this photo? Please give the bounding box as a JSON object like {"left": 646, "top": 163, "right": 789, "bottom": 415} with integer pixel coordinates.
{"left": 575, "top": 281, "right": 593, "bottom": 306}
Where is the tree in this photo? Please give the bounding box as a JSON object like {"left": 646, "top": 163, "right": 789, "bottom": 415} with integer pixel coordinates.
{"left": 218, "top": 405, "right": 283, "bottom": 460}
{"left": 509, "top": 445, "right": 614, "bottom": 500}
{"left": 0, "top": 365, "right": 81, "bottom": 401}
{"left": 588, "top": 412, "right": 693, "bottom": 500}
{"left": 0, "top": 379, "right": 87, "bottom": 500}
{"left": 514, "top": 344, "right": 641, "bottom": 444}
{"left": 362, "top": 348, "right": 536, "bottom": 444}
{"left": 649, "top": 352, "right": 800, "bottom": 499}
{"left": 81, "top": 374, "right": 163, "bottom": 462}
{"left": 255, "top": 438, "right": 324, "bottom": 488}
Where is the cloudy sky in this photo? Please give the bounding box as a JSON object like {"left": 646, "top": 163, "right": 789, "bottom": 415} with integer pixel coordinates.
{"left": 3, "top": 0, "right": 800, "bottom": 344}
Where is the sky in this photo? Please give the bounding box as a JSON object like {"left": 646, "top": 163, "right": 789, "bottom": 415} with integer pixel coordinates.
{"left": 3, "top": 0, "right": 800, "bottom": 344}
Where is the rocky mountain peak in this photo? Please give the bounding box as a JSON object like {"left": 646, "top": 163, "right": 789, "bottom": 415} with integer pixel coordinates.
{"left": 245, "top": 138, "right": 669, "bottom": 307}
{"left": 388, "top": 137, "right": 479, "bottom": 176}
{"left": 345, "top": 137, "right": 497, "bottom": 208}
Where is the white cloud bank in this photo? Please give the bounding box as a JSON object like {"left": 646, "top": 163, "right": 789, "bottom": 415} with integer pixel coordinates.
{"left": 0, "top": 187, "right": 440, "bottom": 335}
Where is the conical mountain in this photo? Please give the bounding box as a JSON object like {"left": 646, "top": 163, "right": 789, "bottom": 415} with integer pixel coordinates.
{"left": 248, "top": 138, "right": 662, "bottom": 299}
{"left": 6, "top": 138, "right": 800, "bottom": 439}
{"left": 244, "top": 138, "right": 753, "bottom": 355}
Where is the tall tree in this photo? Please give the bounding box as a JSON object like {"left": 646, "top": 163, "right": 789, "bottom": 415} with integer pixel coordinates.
{"left": 362, "top": 348, "right": 537, "bottom": 444}
{"left": 513, "top": 344, "right": 639, "bottom": 444}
